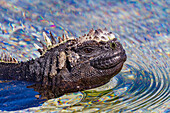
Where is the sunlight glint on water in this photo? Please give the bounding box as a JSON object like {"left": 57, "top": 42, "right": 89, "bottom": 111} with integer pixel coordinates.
{"left": 0, "top": 0, "right": 169, "bottom": 112}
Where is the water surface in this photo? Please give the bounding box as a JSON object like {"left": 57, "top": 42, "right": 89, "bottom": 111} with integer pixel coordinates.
{"left": 0, "top": 0, "right": 169, "bottom": 112}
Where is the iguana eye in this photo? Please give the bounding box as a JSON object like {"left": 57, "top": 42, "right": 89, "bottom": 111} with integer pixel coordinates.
{"left": 110, "top": 42, "right": 116, "bottom": 49}
{"left": 83, "top": 47, "right": 93, "bottom": 53}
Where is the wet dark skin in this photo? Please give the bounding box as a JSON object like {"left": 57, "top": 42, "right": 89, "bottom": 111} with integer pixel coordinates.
{"left": 0, "top": 29, "right": 127, "bottom": 99}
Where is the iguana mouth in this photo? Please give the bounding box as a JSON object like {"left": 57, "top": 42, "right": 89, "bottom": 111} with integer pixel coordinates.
{"left": 90, "top": 42, "right": 126, "bottom": 69}
{"left": 90, "top": 52, "right": 126, "bottom": 69}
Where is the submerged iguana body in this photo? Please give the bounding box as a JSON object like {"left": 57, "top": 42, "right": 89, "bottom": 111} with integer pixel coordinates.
{"left": 0, "top": 28, "right": 126, "bottom": 98}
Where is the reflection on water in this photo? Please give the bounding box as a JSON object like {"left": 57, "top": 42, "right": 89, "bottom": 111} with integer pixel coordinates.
{"left": 0, "top": 0, "right": 169, "bottom": 112}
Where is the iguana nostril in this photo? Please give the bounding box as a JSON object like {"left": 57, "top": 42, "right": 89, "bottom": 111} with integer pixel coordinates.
{"left": 110, "top": 42, "right": 116, "bottom": 49}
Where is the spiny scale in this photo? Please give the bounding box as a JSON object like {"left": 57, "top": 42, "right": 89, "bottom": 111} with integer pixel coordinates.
{"left": 49, "top": 31, "right": 56, "bottom": 45}
{"left": 43, "top": 32, "right": 52, "bottom": 47}
{"left": 78, "top": 28, "right": 115, "bottom": 43}
{"left": 34, "top": 31, "right": 75, "bottom": 55}
{"left": 34, "top": 28, "right": 116, "bottom": 56}
{"left": 0, "top": 52, "right": 18, "bottom": 63}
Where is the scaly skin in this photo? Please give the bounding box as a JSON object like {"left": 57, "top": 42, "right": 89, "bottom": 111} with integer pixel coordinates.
{"left": 0, "top": 29, "right": 126, "bottom": 98}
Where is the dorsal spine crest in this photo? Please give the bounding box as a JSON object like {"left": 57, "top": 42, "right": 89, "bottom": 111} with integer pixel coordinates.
{"left": 0, "top": 52, "right": 18, "bottom": 63}
{"left": 34, "top": 32, "right": 75, "bottom": 56}
{"left": 34, "top": 28, "right": 116, "bottom": 57}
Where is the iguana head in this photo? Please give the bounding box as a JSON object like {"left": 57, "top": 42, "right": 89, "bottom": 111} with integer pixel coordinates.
{"left": 33, "top": 28, "right": 126, "bottom": 97}
{"left": 49, "top": 28, "right": 127, "bottom": 93}
{"left": 66, "top": 29, "right": 126, "bottom": 86}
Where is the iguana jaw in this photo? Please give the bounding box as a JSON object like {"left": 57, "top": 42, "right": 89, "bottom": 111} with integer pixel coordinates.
{"left": 90, "top": 50, "right": 126, "bottom": 69}
{"left": 90, "top": 41, "right": 126, "bottom": 70}
{"left": 95, "top": 59, "right": 125, "bottom": 77}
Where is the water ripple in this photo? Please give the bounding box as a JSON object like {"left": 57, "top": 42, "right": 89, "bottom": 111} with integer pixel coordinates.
{"left": 0, "top": 0, "right": 169, "bottom": 112}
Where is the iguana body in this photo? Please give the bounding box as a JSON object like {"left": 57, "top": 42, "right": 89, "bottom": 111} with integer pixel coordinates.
{"left": 0, "top": 28, "right": 126, "bottom": 98}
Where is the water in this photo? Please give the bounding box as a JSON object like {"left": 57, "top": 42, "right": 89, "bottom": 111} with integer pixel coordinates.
{"left": 0, "top": 0, "right": 169, "bottom": 112}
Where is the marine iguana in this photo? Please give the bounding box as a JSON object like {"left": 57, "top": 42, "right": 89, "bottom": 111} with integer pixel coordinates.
{"left": 0, "top": 28, "right": 126, "bottom": 98}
